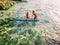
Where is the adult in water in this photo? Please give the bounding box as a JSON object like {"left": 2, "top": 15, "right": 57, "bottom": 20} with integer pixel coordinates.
{"left": 26, "top": 12, "right": 30, "bottom": 21}
{"left": 32, "top": 10, "right": 38, "bottom": 20}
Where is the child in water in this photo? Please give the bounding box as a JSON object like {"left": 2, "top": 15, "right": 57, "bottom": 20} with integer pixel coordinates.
{"left": 26, "top": 12, "right": 30, "bottom": 21}
{"left": 32, "top": 10, "right": 37, "bottom": 20}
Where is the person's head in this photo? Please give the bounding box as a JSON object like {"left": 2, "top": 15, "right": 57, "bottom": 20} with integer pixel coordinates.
{"left": 32, "top": 10, "right": 35, "bottom": 13}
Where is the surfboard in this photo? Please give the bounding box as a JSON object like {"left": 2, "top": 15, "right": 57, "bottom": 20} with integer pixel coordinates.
{"left": 13, "top": 18, "right": 39, "bottom": 22}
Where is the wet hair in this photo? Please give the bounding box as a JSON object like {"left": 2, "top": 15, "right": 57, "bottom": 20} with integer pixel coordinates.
{"left": 32, "top": 10, "right": 35, "bottom": 12}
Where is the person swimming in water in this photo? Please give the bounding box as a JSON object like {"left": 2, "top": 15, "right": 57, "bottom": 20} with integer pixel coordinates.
{"left": 26, "top": 12, "right": 30, "bottom": 21}
{"left": 32, "top": 10, "right": 38, "bottom": 20}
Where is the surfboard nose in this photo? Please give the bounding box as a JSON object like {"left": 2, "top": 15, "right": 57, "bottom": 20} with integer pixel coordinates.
{"left": 13, "top": 18, "right": 22, "bottom": 21}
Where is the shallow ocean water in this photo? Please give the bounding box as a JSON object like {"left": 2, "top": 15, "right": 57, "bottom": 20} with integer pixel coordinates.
{"left": 0, "top": 0, "right": 60, "bottom": 45}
